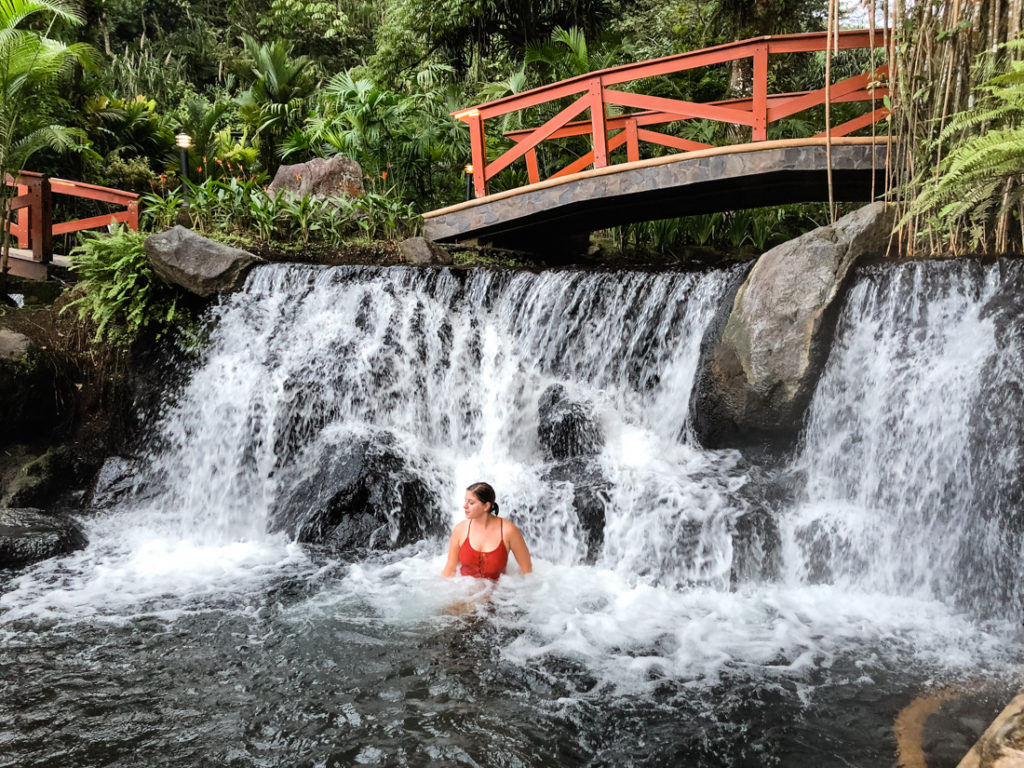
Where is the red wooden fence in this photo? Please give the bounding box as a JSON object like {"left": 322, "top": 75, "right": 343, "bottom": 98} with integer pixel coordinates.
{"left": 454, "top": 30, "right": 890, "bottom": 198}
{"left": 4, "top": 171, "right": 139, "bottom": 269}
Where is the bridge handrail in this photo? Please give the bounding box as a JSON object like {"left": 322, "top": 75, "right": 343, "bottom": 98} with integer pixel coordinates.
{"left": 454, "top": 29, "right": 890, "bottom": 198}
{"left": 4, "top": 173, "right": 139, "bottom": 264}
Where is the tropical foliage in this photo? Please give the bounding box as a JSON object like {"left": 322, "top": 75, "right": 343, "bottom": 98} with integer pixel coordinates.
{"left": 0, "top": 0, "right": 1016, "bottom": 280}
{"left": 64, "top": 224, "right": 189, "bottom": 345}
{"left": 142, "top": 178, "right": 420, "bottom": 244}
{"left": 236, "top": 35, "right": 316, "bottom": 172}
{"left": 0, "top": 0, "right": 95, "bottom": 289}
{"left": 904, "top": 40, "right": 1024, "bottom": 254}
{"left": 889, "top": 0, "right": 1024, "bottom": 255}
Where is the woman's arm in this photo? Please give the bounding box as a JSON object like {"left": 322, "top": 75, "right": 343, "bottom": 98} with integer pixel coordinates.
{"left": 441, "top": 522, "right": 465, "bottom": 577}
{"left": 507, "top": 524, "right": 533, "bottom": 575}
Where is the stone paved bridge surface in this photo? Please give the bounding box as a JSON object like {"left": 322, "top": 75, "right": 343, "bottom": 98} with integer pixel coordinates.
{"left": 423, "top": 137, "right": 887, "bottom": 252}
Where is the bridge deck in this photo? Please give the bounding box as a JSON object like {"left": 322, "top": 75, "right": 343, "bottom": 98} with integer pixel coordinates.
{"left": 423, "top": 137, "right": 888, "bottom": 251}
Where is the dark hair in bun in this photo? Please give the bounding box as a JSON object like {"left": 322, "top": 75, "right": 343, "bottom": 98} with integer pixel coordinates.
{"left": 467, "top": 482, "right": 499, "bottom": 516}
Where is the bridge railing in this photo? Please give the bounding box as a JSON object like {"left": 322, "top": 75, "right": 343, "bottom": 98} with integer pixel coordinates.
{"left": 4, "top": 172, "right": 139, "bottom": 266}
{"left": 454, "top": 30, "right": 890, "bottom": 198}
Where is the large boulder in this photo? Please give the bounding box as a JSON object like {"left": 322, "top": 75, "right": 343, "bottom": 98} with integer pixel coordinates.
{"left": 0, "top": 507, "right": 87, "bottom": 569}
{"left": 269, "top": 432, "right": 446, "bottom": 550}
{"left": 0, "top": 328, "right": 58, "bottom": 443}
{"left": 690, "top": 202, "right": 895, "bottom": 451}
{"left": 537, "top": 384, "right": 604, "bottom": 461}
{"left": 955, "top": 690, "right": 1024, "bottom": 768}
{"left": 145, "top": 226, "right": 261, "bottom": 297}
{"left": 269, "top": 156, "right": 365, "bottom": 199}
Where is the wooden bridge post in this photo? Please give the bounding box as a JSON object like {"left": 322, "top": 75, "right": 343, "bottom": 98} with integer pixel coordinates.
{"left": 33, "top": 176, "right": 53, "bottom": 262}
{"left": 625, "top": 119, "right": 640, "bottom": 163}
{"left": 588, "top": 77, "right": 609, "bottom": 169}
{"left": 752, "top": 44, "right": 769, "bottom": 141}
{"left": 468, "top": 112, "right": 488, "bottom": 198}
{"left": 126, "top": 199, "right": 140, "bottom": 231}
{"left": 9, "top": 173, "right": 52, "bottom": 263}
{"left": 9, "top": 180, "right": 27, "bottom": 247}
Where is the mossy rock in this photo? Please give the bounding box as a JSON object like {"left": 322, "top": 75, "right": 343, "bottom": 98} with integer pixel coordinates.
{"left": 0, "top": 327, "right": 59, "bottom": 443}
{"left": 2, "top": 446, "right": 77, "bottom": 508}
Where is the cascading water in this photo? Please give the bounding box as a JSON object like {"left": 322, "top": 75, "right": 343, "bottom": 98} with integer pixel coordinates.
{"left": 1, "top": 260, "right": 1021, "bottom": 767}
{"left": 782, "top": 259, "right": 1024, "bottom": 618}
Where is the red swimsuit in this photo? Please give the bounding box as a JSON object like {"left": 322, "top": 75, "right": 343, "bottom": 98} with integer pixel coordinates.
{"left": 459, "top": 519, "right": 509, "bottom": 579}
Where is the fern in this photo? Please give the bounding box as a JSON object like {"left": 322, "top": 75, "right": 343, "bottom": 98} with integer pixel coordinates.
{"left": 63, "top": 225, "right": 191, "bottom": 347}
{"left": 910, "top": 42, "right": 1024, "bottom": 247}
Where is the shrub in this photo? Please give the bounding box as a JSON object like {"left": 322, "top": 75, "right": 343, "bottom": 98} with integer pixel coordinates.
{"left": 64, "top": 224, "right": 189, "bottom": 346}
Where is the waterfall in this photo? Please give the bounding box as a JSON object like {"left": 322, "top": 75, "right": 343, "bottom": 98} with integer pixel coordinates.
{"left": 130, "top": 264, "right": 748, "bottom": 585}
{"left": 3, "top": 259, "right": 1021, "bottom": 768}
{"left": 107, "top": 258, "right": 1024, "bottom": 618}
{"left": 784, "top": 258, "right": 1024, "bottom": 619}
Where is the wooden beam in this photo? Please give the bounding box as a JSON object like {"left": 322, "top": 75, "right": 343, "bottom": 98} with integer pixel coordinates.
{"left": 814, "top": 107, "right": 890, "bottom": 138}
{"left": 454, "top": 30, "right": 889, "bottom": 117}
{"left": 767, "top": 70, "right": 884, "bottom": 121}
{"left": 604, "top": 90, "right": 755, "bottom": 127}
{"left": 550, "top": 130, "right": 630, "bottom": 180}
{"left": 635, "top": 129, "right": 713, "bottom": 152}
{"left": 526, "top": 148, "right": 540, "bottom": 184}
{"left": 468, "top": 113, "right": 487, "bottom": 198}
{"left": 625, "top": 119, "right": 640, "bottom": 162}
{"left": 483, "top": 94, "right": 592, "bottom": 180}
{"left": 52, "top": 211, "right": 132, "bottom": 236}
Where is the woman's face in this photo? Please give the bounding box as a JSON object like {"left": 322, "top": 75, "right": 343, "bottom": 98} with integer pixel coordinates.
{"left": 464, "top": 491, "right": 490, "bottom": 519}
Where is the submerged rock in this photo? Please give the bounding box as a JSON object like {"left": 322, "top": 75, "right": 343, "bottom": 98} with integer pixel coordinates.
{"left": 269, "top": 156, "right": 364, "bottom": 199}
{"left": 269, "top": 432, "right": 446, "bottom": 551}
{"left": 538, "top": 384, "right": 604, "bottom": 461}
{"left": 145, "top": 226, "right": 261, "bottom": 297}
{"left": 930, "top": 689, "right": 1024, "bottom": 768}
{"left": 0, "top": 507, "right": 87, "bottom": 568}
{"left": 541, "top": 457, "right": 610, "bottom": 563}
{"left": 86, "top": 456, "right": 139, "bottom": 511}
{"left": 690, "top": 202, "right": 894, "bottom": 451}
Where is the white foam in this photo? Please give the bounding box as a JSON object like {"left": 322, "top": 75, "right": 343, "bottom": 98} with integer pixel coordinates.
{"left": 2, "top": 261, "right": 1020, "bottom": 695}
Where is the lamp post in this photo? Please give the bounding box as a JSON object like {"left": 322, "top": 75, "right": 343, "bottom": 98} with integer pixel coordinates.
{"left": 176, "top": 133, "right": 192, "bottom": 191}
{"left": 464, "top": 164, "right": 474, "bottom": 201}
{"left": 175, "top": 133, "right": 192, "bottom": 226}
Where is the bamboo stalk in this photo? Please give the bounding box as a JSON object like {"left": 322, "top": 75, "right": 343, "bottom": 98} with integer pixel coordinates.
{"left": 825, "top": 0, "right": 836, "bottom": 225}
{"left": 870, "top": 0, "right": 877, "bottom": 203}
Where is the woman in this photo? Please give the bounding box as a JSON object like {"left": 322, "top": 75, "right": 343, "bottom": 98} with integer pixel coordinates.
{"left": 442, "top": 482, "right": 532, "bottom": 578}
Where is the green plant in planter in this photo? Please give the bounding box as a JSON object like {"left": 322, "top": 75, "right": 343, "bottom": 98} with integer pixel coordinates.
{"left": 64, "top": 224, "right": 189, "bottom": 346}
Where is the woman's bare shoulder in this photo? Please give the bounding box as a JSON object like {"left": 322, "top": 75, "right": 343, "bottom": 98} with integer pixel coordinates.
{"left": 451, "top": 519, "right": 469, "bottom": 537}
{"left": 502, "top": 518, "right": 525, "bottom": 536}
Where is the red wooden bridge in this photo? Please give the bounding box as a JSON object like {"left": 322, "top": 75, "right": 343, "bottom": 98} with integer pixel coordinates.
{"left": 423, "top": 29, "right": 890, "bottom": 251}
{"left": 3, "top": 171, "right": 139, "bottom": 280}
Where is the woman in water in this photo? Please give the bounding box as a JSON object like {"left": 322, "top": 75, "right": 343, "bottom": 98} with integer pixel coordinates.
{"left": 441, "top": 482, "right": 532, "bottom": 578}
